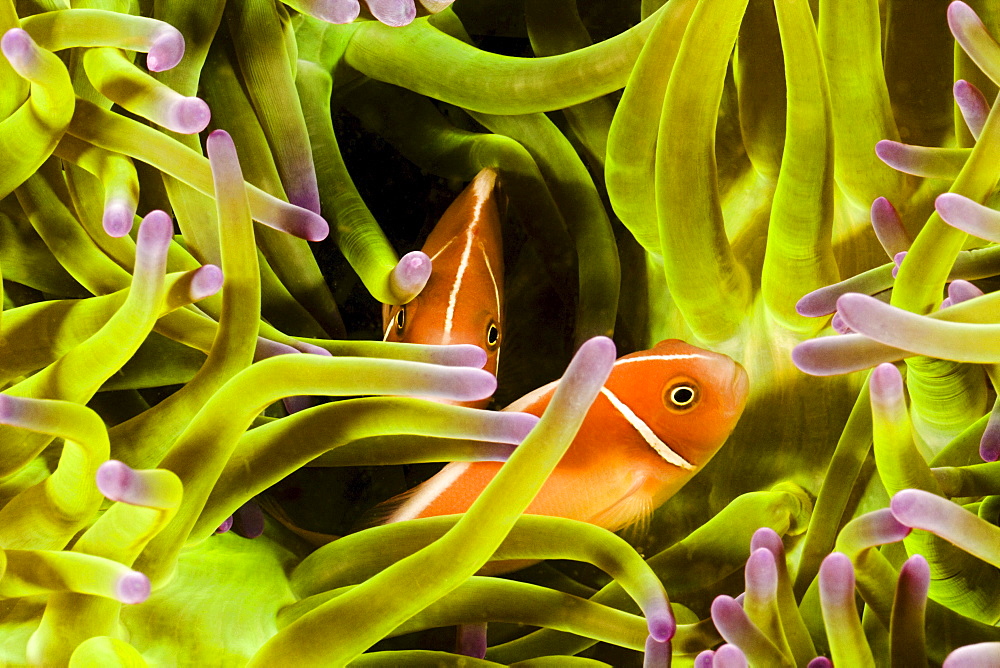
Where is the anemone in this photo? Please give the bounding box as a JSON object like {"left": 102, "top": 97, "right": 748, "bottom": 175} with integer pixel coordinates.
{"left": 3, "top": 0, "right": 1000, "bottom": 665}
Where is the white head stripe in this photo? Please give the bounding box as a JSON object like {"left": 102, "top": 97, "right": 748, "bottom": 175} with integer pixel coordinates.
{"left": 599, "top": 387, "right": 696, "bottom": 471}
{"left": 614, "top": 353, "right": 709, "bottom": 366}
{"left": 442, "top": 225, "right": 475, "bottom": 340}
{"left": 390, "top": 462, "right": 471, "bottom": 522}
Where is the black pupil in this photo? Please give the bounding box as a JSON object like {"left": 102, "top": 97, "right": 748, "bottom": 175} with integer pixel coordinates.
{"left": 395, "top": 308, "right": 405, "bottom": 330}
{"left": 487, "top": 324, "right": 499, "bottom": 345}
{"left": 673, "top": 387, "right": 694, "bottom": 404}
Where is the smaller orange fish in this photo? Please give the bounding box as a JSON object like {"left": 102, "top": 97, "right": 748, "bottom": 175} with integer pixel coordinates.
{"left": 383, "top": 339, "right": 750, "bottom": 533}
{"left": 383, "top": 168, "right": 503, "bottom": 408}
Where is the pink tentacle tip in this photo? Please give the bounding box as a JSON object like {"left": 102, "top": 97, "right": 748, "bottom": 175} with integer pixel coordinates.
{"left": 713, "top": 644, "right": 749, "bottom": 668}
{"left": 96, "top": 460, "right": 136, "bottom": 502}
{"left": 138, "top": 210, "right": 175, "bottom": 247}
{"left": 807, "top": 657, "right": 832, "bottom": 668}
{"left": 1, "top": 29, "right": 34, "bottom": 69}
{"left": 871, "top": 362, "right": 903, "bottom": 398}
{"left": 325, "top": 0, "right": 362, "bottom": 24}
{"left": 900, "top": 553, "right": 931, "bottom": 592}
{"left": 577, "top": 335, "right": 617, "bottom": 369}
{"left": 215, "top": 515, "right": 234, "bottom": 534}
{"left": 146, "top": 28, "right": 185, "bottom": 72}
{"left": 190, "top": 265, "right": 224, "bottom": 301}
{"left": 167, "top": 97, "right": 211, "bottom": 135}
{"left": 795, "top": 288, "right": 835, "bottom": 318}
{"left": 116, "top": 571, "right": 151, "bottom": 604}
{"left": 456, "top": 344, "right": 488, "bottom": 369}
{"left": 366, "top": 0, "right": 417, "bottom": 26}
{"left": 948, "top": 1, "right": 981, "bottom": 33}
{"left": 943, "top": 643, "right": 1000, "bottom": 668}
{"left": 694, "top": 650, "right": 715, "bottom": 668}
{"left": 750, "top": 527, "right": 785, "bottom": 558}
{"left": 890, "top": 488, "right": 941, "bottom": 526}
{"left": 103, "top": 200, "right": 136, "bottom": 237}
{"left": 746, "top": 547, "right": 778, "bottom": 595}
{"left": 456, "top": 368, "right": 498, "bottom": 402}
{"left": 818, "top": 552, "right": 855, "bottom": 598}
{"left": 392, "top": 251, "right": 432, "bottom": 298}
{"left": 206, "top": 129, "right": 237, "bottom": 160}
{"left": 648, "top": 612, "right": 676, "bottom": 643}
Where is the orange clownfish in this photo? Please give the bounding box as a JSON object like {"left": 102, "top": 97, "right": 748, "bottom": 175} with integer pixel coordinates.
{"left": 384, "top": 339, "right": 750, "bottom": 533}
{"left": 383, "top": 168, "right": 503, "bottom": 409}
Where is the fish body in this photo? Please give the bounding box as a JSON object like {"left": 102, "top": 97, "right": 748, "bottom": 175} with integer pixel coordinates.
{"left": 383, "top": 168, "right": 503, "bottom": 408}
{"left": 385, "top": 339, "right": 750, "bottom": 532}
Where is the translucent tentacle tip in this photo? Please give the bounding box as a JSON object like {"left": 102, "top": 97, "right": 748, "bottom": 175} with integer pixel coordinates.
{"left": 191, "top": 265, "right": 224, "bottom": 301}
{"left": 891, "top": 251, "right": 906, "bottom": 278}
{"left": 103, "top": 200, "right": 136, "bottom": 238}
{"left": 116, "top": 570, "right": 151, "bottom": 604}
{"left": 746, "top": 547, "right": 778, "bottom": 596}
{"left": 96, "top": 460, "right": 137, "bottom": 503}
{"left": 807, "top": 658, "right": 833, "bottom": 668}
{"left": 233, "top": 501, "right": 265, "bottom": 539}
{"left": 750, "top": 527, "right": 785, "bottom": 558}
{"left": 948, "top": 2, "right": 982, "bottom": 36}
{"left": 166, "top": 97, "right": 211, "bottom": 135}
{"left": 367, "top": 0, "right": 417, "bottom": 26}
{"left": 315, "top": 0, "right": 361, "bottom": 24}
{"left": 1, "top": 29, "right": 35, "bottom": 70}
{"left": 391, "top": 251, "right": 432, "bottom": 300}
{"left": 146, "top": 28, "right": 185, "bottom": 72}
{"left": 830, "top": 312, "right": 854, "bottom": 334}
{"left": 215, "top": 515, "right": 234, "bottom": 534}
{"left": 945, "top": 280, "right": 983, "bottom": 307}
{"left": 870, "top": 362, "right": 903, "bottom": 400}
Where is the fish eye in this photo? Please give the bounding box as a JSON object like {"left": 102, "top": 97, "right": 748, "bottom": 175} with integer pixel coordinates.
{"left": 395, "top": 306, "right": 406, "bottom": 332}
{"left": 665, "top": 382, "right": 699, "bottom": 410}
{"left": 486, "top": 321, "right": 500, "bottom": 348}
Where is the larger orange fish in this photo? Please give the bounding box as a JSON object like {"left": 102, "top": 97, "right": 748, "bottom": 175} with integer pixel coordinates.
{"left": 384, "top": 339, "right": 750, "bottom": 532}
{"left": 383, "top": 168, "right": 503, "bottom": 408}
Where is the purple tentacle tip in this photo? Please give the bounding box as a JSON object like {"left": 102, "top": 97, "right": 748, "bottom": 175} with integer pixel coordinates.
{"left": 191, "top": 265, "right": 224, "bottom": 301}
{"left": 103, "top": 200, "right": 135, "bottom": 238}
{"left": 643, "top": 635, "right": 671, "bottom": 667}
{"left": 948, "top": 1, "right": 981, "bottom": 35}
{"left": 807, "top": 657, "right": 832, "bottom": 668}
{"left": 168, "top": 97, "right": 211, "bottom": 135}
{"left": 96, "top": 460, "right": 136, "bottom": 502}
{"left": 713, "top": 644, "right": 748, "bottom": 668}
{"left": 1, "top": 29, "right": 33, "bottom": 69}
{"left": 456, "top": 623, "right": 487, "bottom": 659}
{"left": 367, "top": 0, "right": 417, "bottom": 26}
{"left": 207, "top": 128, "right": 236, "bottom": 157}
{"left": 318, "top": 0, "right": 361, "bottom": 23}
{"left": 391, "top": 251, "right": 432, "bottom": 298}
{"left": 947, "top": 280, "right": 983, "bottom": 306}
{"left": 980, "top": 412, "right": 1000, "bottom": 462}
{"left": 648, "top": 612, "right": 675, "bottom": 643}
{"left": 233, "top": 500, "right": 266, "bottom": 539}
{"left": 694, "top": 650, "right": 715, "bottom": 668}
{"left": 116, "top": 571, "right": 151, "bottom": 604}
{"left": 215, "top": 515, "right": 234, "bottom": 534}
{"left": 954, "top": 80, "right": 989, "bottom": 139}
{"left": 147, "top": 28, "right": 185, "bottom": 72}
{"left": 830, "top": 312, "right": 853, "bottom": 334}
